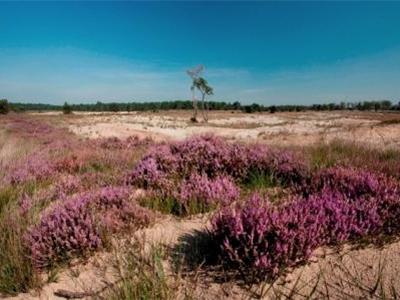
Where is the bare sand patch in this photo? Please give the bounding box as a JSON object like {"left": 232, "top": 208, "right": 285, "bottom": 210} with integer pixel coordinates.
{"left": 55, "top": 110, "right": 400, "bottom": 149}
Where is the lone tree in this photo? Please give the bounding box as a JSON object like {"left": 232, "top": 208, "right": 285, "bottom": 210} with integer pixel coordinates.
{"left": 0, "top": 99, "right": 10, "bottom": 114}
{"left": 63, "top": 102, "right": 72, "bottom": 114}
{"left": 193, "top": 77, "right": 213, "bottom": 122}
{"left": 186, "top": 65, "right": 214, "bottom": 122}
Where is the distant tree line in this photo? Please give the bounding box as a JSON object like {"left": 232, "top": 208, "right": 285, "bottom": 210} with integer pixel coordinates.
{"left": 4, "top": 99, "right": 400, "bottom": 114}
{"left": 241, "top": 100, "right": 397, "bottom": 113}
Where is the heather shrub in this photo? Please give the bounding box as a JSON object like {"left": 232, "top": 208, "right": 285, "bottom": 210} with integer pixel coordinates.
{"left": 9, "top": 152, "right": 55, "bottom": 185}
{"left": 126, "top": 135, "right": 308, "bottom": 213}
{"left": 211, "top": 183, "right": 400, "bottom": 280}
{"left": 95, "top": 187, "right": 153, "bottom": 232}
{"left": 128, "top": 135, "right": 257, "bottom": 186}
{"left": 53, "top": 174, "right": 81, "bottom": 199}
{"left": 54, "top": 154, "right": 86, "bottom": 174}
{"left": 26, "top": 194, "right": 101, "bottom": 268}
{"left": 301, "top": 166, "right": 391, "bottom": 198}
{"left": 128, "top": 156, "right": 175, "bottom": 193}
{"left": 212, "top": 193, "right": 318, "bottom": 279}
{"left": 178, "top": 173, "right": 240, "bottom": 215}
{"left": 138, "top": 174, "right": 240, "bottom": 216}
{"left": 26, "top": 187, "right": 153, "bottom": 269}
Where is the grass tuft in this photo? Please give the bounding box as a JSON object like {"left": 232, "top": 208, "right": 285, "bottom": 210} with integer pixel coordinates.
{"left": 105, "top": 239, "right": 177, "bottom": 300}
{"left": 0, "top": 208, "right": 40, "bottom": 295}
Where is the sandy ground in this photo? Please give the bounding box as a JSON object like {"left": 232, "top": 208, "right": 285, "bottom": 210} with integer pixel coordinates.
{"left": 41, "top": 110, "right": 400, "bottom": 148}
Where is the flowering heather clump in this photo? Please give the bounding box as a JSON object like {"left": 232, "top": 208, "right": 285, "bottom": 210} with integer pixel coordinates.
{"left": 26, "top": 186, "right": 153, "bottom": 268}
{"left": 128, "top": 135, "right": 307, "bottom": 190}
{"left": 211, "top": 179, "right": 400, "bottom": 279}
{"left": 127, "top": 156, "right": 176, "bottom": 194}
{"left": 267, "top": 151, "right": 308, "bottom": 186}
{"left": 127, "top": 135, "right": 308, "bottom": 215}
{"left": 9, "top": 153, "right": 55, "bottom": 184}
{"left": 26, "top": 194, "right": 101, "bottom": 268}
{"left": 94, "top": 186, "right": 153, "bottom": 232}
{"left": 302, "top": 166, "right": 392, "bottom": 198}
{"left": 53, "top": 175, "right": 81, "bottom": 199}
{"left": 178, "top": 173, "right": 240, "bottom": 213}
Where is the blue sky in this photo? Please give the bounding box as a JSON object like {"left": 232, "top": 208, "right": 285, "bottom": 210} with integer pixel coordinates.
{"left": 1, "top": 2, "right": 400, "bottom": 105}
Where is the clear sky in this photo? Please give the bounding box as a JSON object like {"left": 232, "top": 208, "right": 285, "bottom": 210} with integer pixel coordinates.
{"left": 1, "top": 1, "right": 400, "bottom": 105}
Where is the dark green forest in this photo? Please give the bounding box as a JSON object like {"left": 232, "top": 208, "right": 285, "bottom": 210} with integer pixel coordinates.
{"left": 2, "top": 99, "right": 400, "bottom": 114}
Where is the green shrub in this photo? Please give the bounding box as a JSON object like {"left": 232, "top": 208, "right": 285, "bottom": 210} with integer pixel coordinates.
{"left": 0, "top": 99, "right": 10, "bottom": 114}
{"left": 62, "top": 102, "right": 72, "bottom": 115}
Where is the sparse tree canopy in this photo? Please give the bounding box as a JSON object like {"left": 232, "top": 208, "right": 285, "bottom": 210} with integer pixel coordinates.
{"left": 0, "top": 99, "right": 10, "bottom": 114}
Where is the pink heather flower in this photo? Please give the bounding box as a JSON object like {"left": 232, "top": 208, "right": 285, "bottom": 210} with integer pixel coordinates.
{"left": 211, "top": 179, "right": 400, "bottom": 279}
{"left": 128, "top": 134, "right": 307, "bottom": 191}
{"left": 26, "top": 186, "right": 153, "bottom": 269}
{"left": 54, "top": 174, "right": 81, "bottom": 199}
{"left": 179, "top": 173, "right": 240, "bottom": 207}
{"left": 18, "top": 193, "right": 33, "bottom": 216}
{"left": 26, "top": 193, "right": 101, "bottom": 269}
{"left": 9, "top": 152, "right": 55, "bottom": 184}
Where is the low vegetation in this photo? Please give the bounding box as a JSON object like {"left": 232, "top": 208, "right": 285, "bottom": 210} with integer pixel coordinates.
{"left": 1, "top": 114, "right": 400, "bottom": 298}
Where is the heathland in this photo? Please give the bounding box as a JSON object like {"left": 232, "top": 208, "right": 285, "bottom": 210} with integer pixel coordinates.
{"left": 1, "top": 110, "right": 400, "bottom": 299}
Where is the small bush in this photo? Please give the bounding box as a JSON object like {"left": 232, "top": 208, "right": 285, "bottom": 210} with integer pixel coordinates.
{"left": 128, "top": 135, "right": 307, "bottom": 200}
{"left": 26, "top": 187, "right": 153, "bottom": 269}
{"left": 62, "top": 102, "right": 72, "bottom": 114}
{"left": 0, "top": 99, "right": 10, "bottom": 114}
{"left": 211, "top": 173, "right": 400, "bottom": 280}
{"left": 26, "top": 194, "right": 101, "bottom": 269}
{"left": 9, "top": 152, "right": 55, "bottom": 185}
{"left": 178, "top": 173, "right": 240, "bottom": 214}
{"left": 138, "top": 174, "right": 239, "bottom": 216}
{"left": 300, "top": 166, "right": 384, "bottom": 198}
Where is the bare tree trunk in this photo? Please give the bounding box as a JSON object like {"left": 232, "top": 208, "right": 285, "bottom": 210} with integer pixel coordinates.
{"left": 204, "top": 99, "right": 209, "bottom": 122}
{"left": 191, "top": 86, "right": 198, "bottom": 122}
{"left": 201, "top": 93, "right": 208, "bottom": 122}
